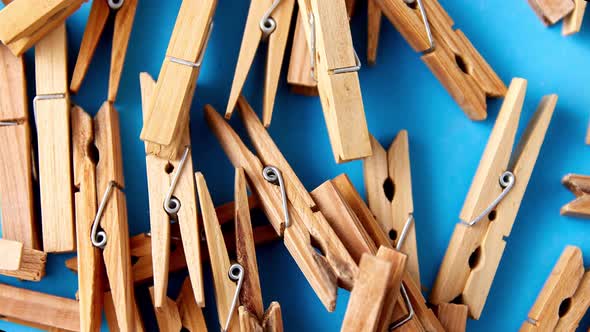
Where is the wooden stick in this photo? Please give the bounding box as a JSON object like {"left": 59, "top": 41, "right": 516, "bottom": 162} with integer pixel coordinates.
{"left": 287, "top": 11, "right": 318, "bottom": 96}
{"left": 563, "top": 0, "right": 588, "bottom": 35}
{"left": 434, "top": 303, "right": 468, "bottom": 332}
{"left": 527, "top": 0, "right": 574, "bottom": 25}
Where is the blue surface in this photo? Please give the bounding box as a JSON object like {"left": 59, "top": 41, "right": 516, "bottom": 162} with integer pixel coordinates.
{"left": 1, "top": 0, "right": 590, "bottom": 331}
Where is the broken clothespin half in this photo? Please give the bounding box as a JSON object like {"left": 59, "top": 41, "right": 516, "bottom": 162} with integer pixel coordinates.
{"left": 0, "top": 238, "right": 46, "bottom": 281}
{"left": 527, "top": 0, "right": 587, "bottom": 35}
{"left": 561, "top": 174, "right": 590, "bottom": 218}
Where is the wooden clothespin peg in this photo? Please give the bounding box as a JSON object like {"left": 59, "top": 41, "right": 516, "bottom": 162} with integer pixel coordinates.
{"left": 140, "top": 72, "right": 204, "bottom": 309}
{"left": 0, "top": 238, "right": 46, "bottom": 281}
{"left": 294, "top": 0, "right": 372, "bottom": 163}
{"left": 527, "top": 0, "right": 587, "bottom": 35}
{"left": 363, "top": 131, "right": 421, "bottom": 288}
{"left": 521, "top": 246, "right": 590, "bottom": 331}
{"left": 561, "top": 174, "right": 590, "bottom": 218}
{"left": 434, "top": 303, "right": 468, "bottom": 332}
{"left": 205, "top": 97, "right": 358, "bottom": 311}
{"left": 70, "top": 0, "right": 137, "bottom": 102}
{"left": 287, "top": 11, "right": 318, "bottom": 96}
{"left": 140, "top": 0, "right": 216, "bottom": 157}
{"left": 374, "top": 0, "right": 506, "bottom": 120}
{"left": 0, "top": 0, "right": 85, "bottom": 56}
{"left": 0, "top": 283, "right": 80, "bottom": 331}
{"left": 34, "top": 23, "right": 76, "bottom": 253}
{"left": 367, "top": 0, "right": 382, "bottom": 65}
{"left": 430, "top": 78, "right": 557, "bottom": 318}
{"left": 0, "top": 38, "right": 38, "bottom": 250}
{"left": 105, "top": 291, "right": 146, "bottom": 332}
{"left": 225, "top": 0, "right": 295, "bottom": 126}
{"left": 563, "top": 0, "right": 587, "bottom": 35}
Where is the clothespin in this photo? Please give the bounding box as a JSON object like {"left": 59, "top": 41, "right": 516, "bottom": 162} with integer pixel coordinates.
{"left": 528, "top": 0, "right": 587, "bottom": 35}
{"left": 367, "top": 0, "right": 382, "bottom": 65}
{"left": 225, "top": 0, "right": 295, "bottom": 126}
{"left": 205, "top": 96, "right": 358, "bottom": 311}
{"left": 287, "top": 11, "right": 318, "bottom": 96}
{"left": 70, "top": 0, "right": 137, "bottom": 102}
{"left": 430, "top": 78, "right": 557, "bottom": 318}
{"left": 0, "top": 37, "right": 38, "bottom": 250}
{"left": 294, "top": 0, "right": 372, "bottom": 163}
{"left": 434, "top": 303, "right": 468, "bottom": 332}
{"left": 363, "top": 131, "right": 421, "bottom": 288}
{"left": 561, "top": 174, "right": 590, "bottom": 218}
{"left": 71, "top": 102, "right": 136, "bottom": 331}
{"left": 374, "top": 0, "right": 506, "bottom": 120}
{"left": 34, "top": 23, "right": 76, "bottom": 253}
{"left": 0, "top": 283, "right": 80, "bottom": 331}
{"left": 140, "top": 0, "right": 216, "bottom": 157}
{"left": 105, "top": 290, "right": 146, "bottom": 332}
{"left": 0, "top": 238, "right": 46, "bottom": 281}
{"left": 140, "top": 72, "right": 204, "bottom": 309}
{"left": 148, "top": 278, "right": 207, "bottom": 331}
{"left": 521, "top": 246, "right": 590, "bottom": 331}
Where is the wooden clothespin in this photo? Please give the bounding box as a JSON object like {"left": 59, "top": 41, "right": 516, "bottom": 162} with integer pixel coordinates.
{"left": 105, "top": 290, "right": 146, "bottom": 332}
{"left": 140, "top": 0, "right": 216, "bottom": 157}
{"left": 140, "top": 72, "right": 204, "bottom": 309}
{"left": 70, "top": 0, "right": 137, "bottom": 102}
{"left": 148, "top": 278, "right": 207, "bottom": 331}
{"left": 434, "top": 303, "right": 468, "bottom": 332}
{"left": 430, "top": 78, "right": 557, "bottom": 318}
{"left": 521, "top": 246, "right": 590, "bottom": 331}
{"left": 0, "top": 37, "right": 38, "bottom": 250}
{"left": 0, "top": 283, "right": 80, "bottom": 331}
{"left": 294, "top": 0, "right": 371, "bottom": 163}
{"left": 225, "top": 0, "right": 295, "bottom": 126}
{"left": 367, "top": 0, "right": 382, "bottom": 65}
{"left": 363, "top": 131, "right": 421, "bottom": 288}
{"left": 35, "top": 23, "right": 76, "bottom": 253}
{"left": 561, "top": 174, "right": 590, "bottom": 218}
{"left": 0, "top": 238, "right": 46, "bottom": 281}
{"left": 374, "top": 0, "right": 506, "bottom": 120}
{"left": 528, "top": 0, "right": 587, "bottom": 35}
{"left": 205, "top": 97, "right": 358, "bottom": 311}
{"left": 287, "top": 11, "right": 318, "bottom": 96}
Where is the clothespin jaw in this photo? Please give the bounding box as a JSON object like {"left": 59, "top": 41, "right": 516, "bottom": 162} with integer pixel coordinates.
{"left": 431, "top": 78, "right": 557, "bottom": 318}
{"left": 70, "top": 0, "right": 138, "bottom": 102}
{"left": 287, "top": 11, "right": 318, "bottom": 96}
{"left": 140, "top": 0, "right": 217, "bottom": 153}
{"left": 140, "top": 72, "right": 204, "bottom": 308}
{"left": 225, "top": 0, "right": 295, "bottom": 126}
{"left": 561, "top": 174, "right": 590, "bottom": 218}
{"left": 521, "top": 246, "right": 590, "bottom": 331}
{"left": 528, "top": 0, "right": 575, "bottom": 25}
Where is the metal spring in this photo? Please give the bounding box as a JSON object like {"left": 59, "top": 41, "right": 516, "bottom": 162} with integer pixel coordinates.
{"left": 222, "top": 263, "right": 244, "bottom": 332}
{"left": 91, "top": 181, "right": 118, "bottom": 249}
{"left": 263, "top": 166, "right": 290, "bottom": 228}
{"left": 164, "top": 146, "right": 191, "bottom": 215}
{"left": 462, "top": 171, "right": 515, "bottom": 227}
{"left": 108, "top": 0, "right": 124, "bottom": 10}
{"left": 260, "top": 0, "right": 283, "bottom": 38}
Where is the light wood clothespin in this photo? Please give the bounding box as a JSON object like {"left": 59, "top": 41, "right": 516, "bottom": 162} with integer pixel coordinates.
{"left": 205, "top": 96, "right": 358, "bottom": 311}
{"left": 70, "top": 0, "right": 137, "bottom": 102}
{"left": 430, "top": 78, "right": 557, "bottom": 318}
{"left": 225, "top": 0, "right": 295, "bottom": 126}
{"left": 0, "top": 238, "right": 46, "bottom": 281}
{"left": 0, "top": 283, "right": 80, "bottom": 331}
{"left": 35, "top": 23, "right": 76, "bottom": 253}
{"left": 527, "top": 0, "right": 587, "bottom": 35}
{"left": 434, "top": 303, "right": 468, "bottom": 332}
{"left": 0, "top": 38, "right": 38, "bottom": 250}
{"left": 363, "top": 130, "right": 421, "bottom": 288}
{"left": 367, "top": 0, "right": 382, "bottom": 65}
{"left": 105, "top": 290, "right": 146, "bottom": 332}
{"left": 0, "top": 0, "right": 85, "bottom": 55}
{"left": 294, "top": 0, "right": 372, "bottom": 163}
{"left": 140, "top": 0, "right": 216, "bottom": 157}
{"left": 140, "top": 72, "right": 204, "bottom": 309}
{"left": 561, "top": 174, "right": 590, "bottom": 218}
{"left": 521, "top": 246, "right": 590, "bottom": 331}
{"left": 149, "top": 278, "right": 208, "bottom": 332}
{"left": 287, "top": 11, "right": 318, "bottom": 96}
{"left": 374, "top": 0, "right": 506, "bottom": 120}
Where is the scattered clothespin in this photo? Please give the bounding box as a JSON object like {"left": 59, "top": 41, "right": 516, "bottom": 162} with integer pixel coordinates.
{"left": 205, "top": 96, "right": 358, "bottom": 311}
{"left": 430, "top": 78, "right": 557, "bottom": 318}
{"left": 0, "top": 238, "right": 46, "bottom": 281}
{"left": 35, "top": 23, "right": 76, "bottom": 253}
{"left": 225, "top": 0, "right": 295, "bottom": 126}
{"left": 0, "top": 283, "right": 80, "bottom": 331}
{"left": 434, "top": 303, "right": 468, "bottom": 332}
{"left": 528, "top": 0, "right": 587, "bottom": 35}
{"left": 140, "top": 0, "right": 216, "bottom": 157}
{"left": 561, "top": 174, "right": 590, "bottom": 218}
{"left": 148, "top": 278, "right": 208, "bottom": 331}
{"left": 563, "top": 0, "right": 587, "bottom": 35}
{"left": 0, "top": 40, "right": 38, "bottom": 250}
{"left": 0, "top": 0, "right": 85, "bottom": 55}
{"left": 374, "top": 0, "right": 507, "bottom": 120}
{"left": 294, "top": 0, "right": 372, "bottom": 163}
{"left": 287, "top": 11, "right": 318, "bottom": 96}
{"left": 521, "top": 246, "right": 590, "bottom": 331}
{"left": 70, "top": 0, "right": 137, "bottom": 102}
{"left": 105, "top": 290, "right": 146, "bottom": 332}
{"left": 140, "top": 72, "right": 204, "bottom": 309}
{"left": 363, "top": 130, "right": 421, "bottom": 288}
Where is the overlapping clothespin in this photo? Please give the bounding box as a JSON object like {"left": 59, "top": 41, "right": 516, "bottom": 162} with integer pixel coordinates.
{"left": 430, "top": 78, "right": 557, "bottom": 319}
{"left": 148, "top": 278, "right": 207, "bottom": 331}
{"left": 34, "top": 24, "right": 76, "bottom": 253}
{"left": 372, "top": 0, "right": 507, "bottom": 120}
{"left": 561, "top": 174, "right": 590, "bottom": 218}
{"left": 0, "top": 38, "right": 38, "bottom": 250}
{"left": 225, "top": 0, "right": 295, "bottom": 126}
{"left": 293, "top": 0, "right": 372, "bottom": 163}
{"left": 363, "top": 131, "right": 421, "bottom": 288}
{"left": 521, "top": 246, "right": 590, "bottom": 331}
{"left": 528, "top": 0, "right": 587, "bottom": 35}
{"left": 0, "top": 0, "right": 85, "bottom": 55}
{"left": 287, "top": 11, "right": 318, "bottom": 96}
{"left": 71, "top": 103, "right": 136, "bottom": 331}
{"left": 139, "top": 72, "right": 204, "bottom": 309}
{"left": 0, "top": 238, "right": 46, "bottom": 281}
{"left": 205, "top": 96, "right": 358, "bottom": 311}
{"left": 140, "top": 0, "right": 216, "bottom": 158}
{"left": 70, "top": 0, "right": 138, "bottom": 102}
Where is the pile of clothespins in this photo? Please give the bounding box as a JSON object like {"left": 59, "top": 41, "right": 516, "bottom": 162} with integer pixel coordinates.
{"left": 0, "top": 0, "right": 589, "bottom": 331}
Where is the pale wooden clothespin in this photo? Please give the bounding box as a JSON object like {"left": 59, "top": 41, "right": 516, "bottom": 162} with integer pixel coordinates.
{"left": 70, "top": 0, "right": 138, "bottom": 102}
{"left": 430, "top": 78, "right": 557, "bottom": 318}
{"left": 287, "top": 11, "right": 318, "bottom": 96}
{"left": 205, "top": 96, "right": 358, "bottom": 311}
{"left": 148, "top": 278, "right": 208, "bottom": 331}
{"left": 521, "top": 246, "right": 590, "bottom": 331}
{"left": 140, "top": 0, "right": 216, "bottom": 158}
{"left": 367, "top": 0, "right": 382, "bottom": 65}
{"left": 105, "top": 290, "right": 146, "bottom": 332}
{"left": 0, "top": 238, "right": 46, "bottom": 281}
{"left": 434, "top": 303, "right": 468, "bottom": 332}
{"left": 561, "top": 174, "right": 590, "bottom": 218}
{"left": 527, "top": 0, "right": 587, "bottom": 35}
{"left": 140, "top": 72, "right": 204, "bottom": 309}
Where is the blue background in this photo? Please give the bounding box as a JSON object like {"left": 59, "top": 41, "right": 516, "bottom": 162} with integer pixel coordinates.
{"left": 1, "top": 0, "right": 590, "bottom": 330}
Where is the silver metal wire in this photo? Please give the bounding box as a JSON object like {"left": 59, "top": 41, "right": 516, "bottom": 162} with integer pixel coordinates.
{"left": 169, "top": 22, "right": 214, "bottom": 68}
{"left": 263, "top": 166, "right": 290, "bottom": 228}
{"left": 108, "top": 0, "right": 124, "bottom": 10}
{"left": 403, "top": 0, "right": 435, "bottom": 53}
{"left": 0, "top": 121, "right": 18, "bottom": 126}
{"left": 260, "top": 0, "right": 283, "bottom": 38}
{"left": 91, "top": 181, "right": 117, "bottom": 249}
{"left": 396, "top": 213, "right": 414, "bottom": 251}
{"left": 462, "top": 171, "right": 515, "bottom": 227}
{"left": 164, "top": 146, "right": 191, "bottom": 215}
{"left": 389, "top": 283, "right": 415, "bottom": 330}
{"left": 223, "top": 263, "right": 244, "bottom": 332}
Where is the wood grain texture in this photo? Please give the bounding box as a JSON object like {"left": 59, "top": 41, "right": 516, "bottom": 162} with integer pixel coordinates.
{"left": 0, "top": 246, "right": 46, "bottom": 281}
{"left": 108, "top": 0, "right": 137, "bottom": 102}
{"left": 287, "top": 11, "right": 318, "bottom": 96}
{"left": 177, "top": 277, "right": 208, "bottom": 331}
{"left": 527, "top": 0, "right": 574, "bottom": 25}
{"left": 0, "top": 238, "right": 23, "bottom": 270}
{"left": 374, "top": 247, "right": 408, "bottom": 332}
{"left": 563, "top": 0, "right": 587, "bottom": 35}
{"left": 104, "top": 291, "right": 145, "bottom": 332}
{"left": 150, "top": 287, "right": 182, "bottom": 331}
{"left": 562, "top": 174, "right": 590, "bottom": 218}
{"left": 435, "top": 303, "right": 468, "bottom": 332}
{"left": 367, "top": 0, "right": 382, "bottom": 65}
{"left": 0, "top": 42, "right": 28, "bottom": 120}
{"left": 262, "top": 302, "right": 283, "bottom": 332}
